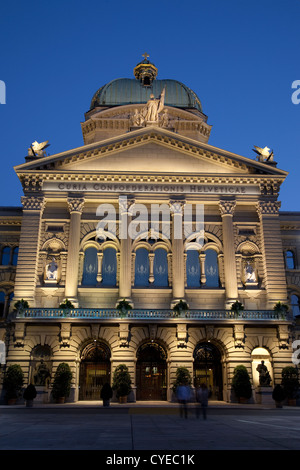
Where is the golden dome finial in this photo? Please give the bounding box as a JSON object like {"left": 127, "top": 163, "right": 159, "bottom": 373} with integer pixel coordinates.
{"left": 134, "top": 54, "right": 158, "bottom": 85}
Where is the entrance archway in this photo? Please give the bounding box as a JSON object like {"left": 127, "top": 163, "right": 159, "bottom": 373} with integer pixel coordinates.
{"left": 79, "top": 341, "right": 111, "bottom": 400}
{"left": 136, "top": 342, "right": 167, "bottom": 400}
{"left": 193, "top": 342, "right": 223, "bottom": 400}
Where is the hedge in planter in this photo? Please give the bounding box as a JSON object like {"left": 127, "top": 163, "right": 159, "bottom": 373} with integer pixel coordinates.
{"left": 3, "top": 364, "right": 24, "bottom": 403}
{"left": 112, "top": 364, "right": 132, "bottom": 402}
{"left": 232, "top": 365, "right": 252, "bottom": 402}
{"left": 51, "top": 363, "right": 73, "bottom": 403}
{"left": 172, "top": 366, "right": 192, "bottom": 393}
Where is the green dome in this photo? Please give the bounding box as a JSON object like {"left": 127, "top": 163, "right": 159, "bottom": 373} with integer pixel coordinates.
{"left": 90, "top": 78, "right": 203, "bottom": 113}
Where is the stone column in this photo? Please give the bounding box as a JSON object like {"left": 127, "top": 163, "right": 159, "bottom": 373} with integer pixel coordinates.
{"left": 170, "top": 200, "right": 185, "bottom": 306}
{"left": 64, "top": 197, "right": 85, "bottom": 306}
{"left": 219, "top": 200, "right": 238, "bottom": 308}
{"left": 13, "top": 196, "right": 45, "bottom": 307}
{"left": 118, "top": 197, "right": 134, "bottom": 303}
{"left": 256, "top": 200, "right": 287, "bottom": 308}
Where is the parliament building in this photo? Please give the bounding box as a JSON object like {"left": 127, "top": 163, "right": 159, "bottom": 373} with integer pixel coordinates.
{"left": 0, "top": 55, "right": 300, "bottom": 403}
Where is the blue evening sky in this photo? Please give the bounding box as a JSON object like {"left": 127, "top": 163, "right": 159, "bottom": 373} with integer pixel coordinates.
{"left": 0, "top": 0, "right": 299, "bottom": 211}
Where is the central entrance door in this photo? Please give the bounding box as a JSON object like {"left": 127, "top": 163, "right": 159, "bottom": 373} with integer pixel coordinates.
{"left": 193, "top": 342, "right": 223, "bottom": 400}
{"left": 136, "top": 342, "right": 167, "bottom": 400}
{"left": 79, "top": 341, "right": 111, "bottom": 400}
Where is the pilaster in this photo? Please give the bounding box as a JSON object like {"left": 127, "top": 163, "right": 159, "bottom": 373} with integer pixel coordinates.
{"left": 13, "top": 196, "right": 45, "bottom": 306}
{"left": 256, "top": 200, "right": 287, "bottom": 307}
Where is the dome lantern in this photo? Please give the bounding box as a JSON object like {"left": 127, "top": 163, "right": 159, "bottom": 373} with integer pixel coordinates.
{"left": 133, "top": 52, "right": 158, "bottom": 86}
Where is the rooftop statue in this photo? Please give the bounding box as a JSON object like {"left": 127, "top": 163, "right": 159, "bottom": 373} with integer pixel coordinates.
{"left": 252, "top": 145, "right": 274, "bottom": 163}
{"left": 142, "top": 88, "right": 165, "bottom": 122}
{"left": 27, "top": 140, "right": 50, "bottom": 158}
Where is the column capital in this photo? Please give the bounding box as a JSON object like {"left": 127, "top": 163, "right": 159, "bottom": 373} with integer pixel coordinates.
{"left": 169, "top": 199, "right": 186, "bottom": 215}
{"left": 256, "top": 200, "right": 281, "bottom": 217}
{"left": 219, "top": 199, "right": 236, "bottom": 216}
{"left": 21, "top": 195, "right": 45, "bottom": 213}
{"left": 67, "top": 197, "right": 85, "bottom": 214}
{"left": 118, "top": 195, "right": 136, "bottom": 215}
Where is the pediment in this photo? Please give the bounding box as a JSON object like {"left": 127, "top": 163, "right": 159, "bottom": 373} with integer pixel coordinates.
{"left": 15, "top": 127, "right": 288, "bottom": 179}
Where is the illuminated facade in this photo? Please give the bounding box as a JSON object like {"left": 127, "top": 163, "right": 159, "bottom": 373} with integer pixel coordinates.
{"left": 0, "top": 56, "right": 299, "bottom": 403}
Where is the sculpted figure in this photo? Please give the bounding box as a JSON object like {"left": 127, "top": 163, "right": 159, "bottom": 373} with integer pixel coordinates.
{"left": 256, "top": 360, "right": 271, "bottom": 386}
{"left": 142, "top": 88, "right": 165, "bottom": 122}
{"left": 46, "top": 257, "right": 58, "bottom": 280}
{"left": 245, "top": 261, "right": 256, "bottom": 282}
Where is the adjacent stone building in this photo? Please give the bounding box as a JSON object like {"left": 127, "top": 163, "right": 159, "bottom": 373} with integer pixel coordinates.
{"left": 0, "top": 55, "right": 299, "bottom": 403}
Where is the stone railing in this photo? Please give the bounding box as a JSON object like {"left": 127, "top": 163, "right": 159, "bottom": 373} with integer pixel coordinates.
{"left": 15, "top": 308, "right": 287, "bottom": 321}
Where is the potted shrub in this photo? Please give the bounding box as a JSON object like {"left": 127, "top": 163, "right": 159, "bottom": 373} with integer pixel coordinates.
{"left": 23, "top": 384, "right": 37, "bottom": 408}
{"left": 51, "top": 362, "right": 73, "bottom": 403}
{"left": 14, "top": 299, "right": 29, "bottom": 316}
{"left": 59, "top": 299, "right": 74, "bottom": 317}
{"left": 231, "top": 300, "right": 244, "bottom": 317}
{"left": 100, "top": 382, "right": 113, "bottom": 407}
{"left": 272, "top": 384, "right": 286, "bottom": 408}
{"left": 3, "top": 364, "right": 24, "bottom": 405}
{"left": 173, "top": 300, "right": 189, "bottom": 317}
{"left": 232, "top": 365, "right": 252, "bottom": 403}
{"left": 281, "top": 366, "right": 299, "bottom": 405}
{"left": 116, "top": 299, "right": 132, "bottom": 318}
{"left": 172, "top": 366, "right": 192, "bottom": 393}
{"left": 274, "top": 302, "right": 289, "bottom": 319}
{"left": 112, "top": 364, "right": 132, "bottom": 403}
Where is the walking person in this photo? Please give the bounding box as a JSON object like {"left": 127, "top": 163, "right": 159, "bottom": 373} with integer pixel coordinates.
{"left": 196, "top": 383, "right": 209, "bottom": 419}
{"left": 176, "top": 383, "right": 191, "bottom": 418}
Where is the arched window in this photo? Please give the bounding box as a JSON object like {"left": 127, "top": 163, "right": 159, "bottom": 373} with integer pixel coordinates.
{"left": 205, "top": 249, "right": 219, "bottom": 288}
{"left": 135, "top": 248, "right": 149, "bottom": 287}
{"left": 1, "top": 246, "right": 10, "bottom": 265}
{"left": 285, "top": 250, "right": 295, "bottom": 269}
{"left": 82, "top": 247, "right": 98, "bottom": 286}
{"left": 153, "top": 248, "right": 168, "bottom": 287}
{"left": 102, "top": 247, "right": 117, "bottom": 287}
{"left": 291, "top": 294, "right": 300, "bottom": 317}
{"left": 12, "top": 247, "right": 18, "bottom": 266}
{"left": 186, "top": 249, "right": 200, "bottom": 288}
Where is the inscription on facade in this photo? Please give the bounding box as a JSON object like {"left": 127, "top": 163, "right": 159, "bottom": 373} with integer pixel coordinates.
{"left": 43, "top": 181, "right": 260, "bottom": 195}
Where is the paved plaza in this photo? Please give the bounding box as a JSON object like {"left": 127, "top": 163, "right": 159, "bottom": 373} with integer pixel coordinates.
{"left": 0, "top": 401, "right": 300, "bottom": 452}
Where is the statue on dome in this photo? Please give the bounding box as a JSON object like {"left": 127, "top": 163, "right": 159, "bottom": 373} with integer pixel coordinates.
{"left": 142, "top": 88, "right": 165, "bottom": 122}
{"left": 45, "top": 257, "right": 58, "bottom": 280}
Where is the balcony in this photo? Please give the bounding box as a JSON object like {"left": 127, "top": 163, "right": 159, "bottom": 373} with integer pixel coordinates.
{"left": 14, "top": 308, "right": 289, "bottom": 322}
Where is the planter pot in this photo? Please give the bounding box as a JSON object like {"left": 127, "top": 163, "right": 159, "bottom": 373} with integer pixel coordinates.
{"left": 57, "top": 397, "right": 65, "bottom": 404}
{"left": 118, "top": 396, "right": 127, "bottom": 404}
{"left": 103, "top": 399, "right": 110, "bottom": 407}
{"left": 275, "top": 401, "right": 283, "bottom": 408}
{"left": 26, "top": 400, "right": 34, "bottom": 408}
{"left": 288, "top": 398, "right": 297, "bottom": 406}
